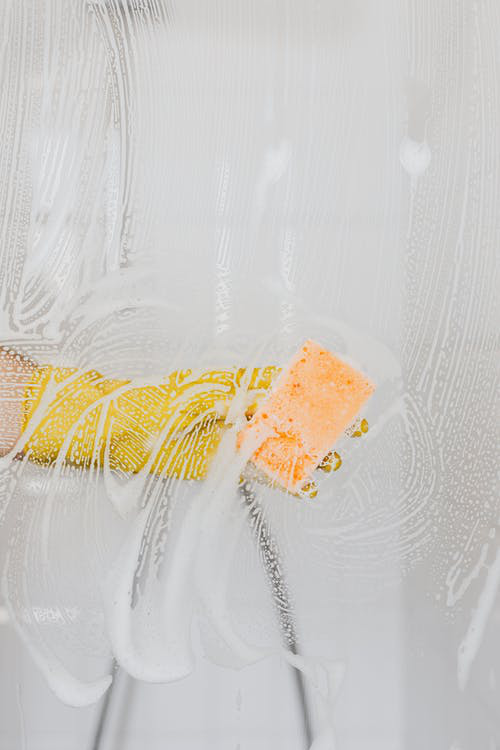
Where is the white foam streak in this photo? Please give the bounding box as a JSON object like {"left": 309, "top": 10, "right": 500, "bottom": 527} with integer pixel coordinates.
{"left": 2, "top": 553, "right": 111, "bottom": 707}
{"left": 283, "top": 650, "right": 346, "bottom": 750}
{"left": 457, "top": 548, "right": 500, "bottom": 691}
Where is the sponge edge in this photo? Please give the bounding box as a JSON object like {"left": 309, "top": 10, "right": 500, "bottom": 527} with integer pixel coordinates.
{"left": 237, "top": 339, "right": 375, "bottom": 492}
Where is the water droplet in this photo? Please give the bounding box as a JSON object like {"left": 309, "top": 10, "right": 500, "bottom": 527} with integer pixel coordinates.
{"left": 399, "top": 136, "right": 431, "bottom": 177}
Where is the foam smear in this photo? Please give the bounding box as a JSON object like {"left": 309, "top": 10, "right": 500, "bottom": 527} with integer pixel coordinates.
{"left": 2, "top": 550, "right": 112, "bottom": 707}
{"left": 194, "top": 427, "right": 268, "bottom": 665}
{"left": 102, "top": 500, "right": 197, "bottom": 682}
{"left": 457, "top": 548, "right": 500, "bottom": 691}
{"left": 103, "top": 419, "right": 267, "bottom": 685}
{"left": 283, "top": 650, "right": 346, "bottom": 750}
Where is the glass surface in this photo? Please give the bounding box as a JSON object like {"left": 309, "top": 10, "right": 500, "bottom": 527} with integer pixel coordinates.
{"left": 0, "top": 2, "right": 498, "bottom": 749}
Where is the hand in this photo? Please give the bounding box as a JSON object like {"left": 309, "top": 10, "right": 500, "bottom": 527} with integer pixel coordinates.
{"left": 0, "top": 346, "right": 35, "bottom": 457}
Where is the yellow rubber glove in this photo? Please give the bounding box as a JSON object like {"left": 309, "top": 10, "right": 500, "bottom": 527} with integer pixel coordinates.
{"left": 21, "top": 365, "right": 279, "bottom": 480}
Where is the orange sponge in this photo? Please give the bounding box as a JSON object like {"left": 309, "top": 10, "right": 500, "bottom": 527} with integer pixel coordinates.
{"left": 237, "top": 339, "right": 375, "bottom": 492}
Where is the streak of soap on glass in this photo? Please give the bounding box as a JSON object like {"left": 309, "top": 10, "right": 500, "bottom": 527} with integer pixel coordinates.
{"left": 0, "top": 1, "right": 498, "bottom": 750}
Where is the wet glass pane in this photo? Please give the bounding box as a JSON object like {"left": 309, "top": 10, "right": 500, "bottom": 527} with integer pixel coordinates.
{"left": 0, "top": 2, "right": 498, "bottom": 749}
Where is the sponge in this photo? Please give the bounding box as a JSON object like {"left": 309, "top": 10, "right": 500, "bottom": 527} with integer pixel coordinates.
{"left": 237, "top": 340, "right": 375, "bottom": 492}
